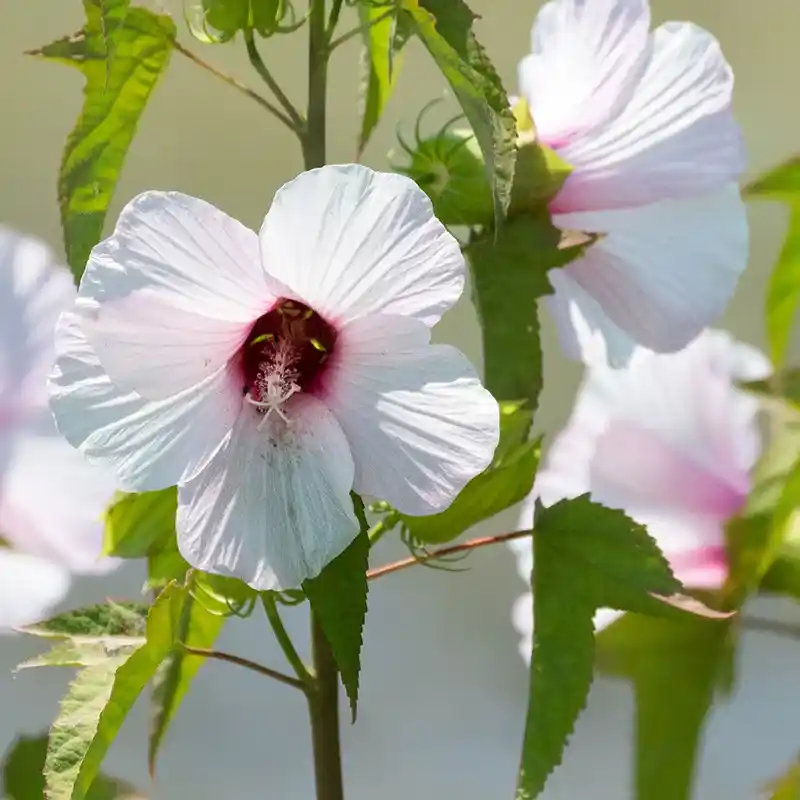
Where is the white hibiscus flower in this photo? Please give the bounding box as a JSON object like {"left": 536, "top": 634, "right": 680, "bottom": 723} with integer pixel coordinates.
{"left": 0, "top": 228, "right": 119, "bottom": 629}
{"left": 509, "top": 330, "right": 770, "bottom": 660}
{"left": 519, "top": 0, "right": 748, "bottom": 366}
{"left": 49, "top": 164, "right": 500, "bottom": 591}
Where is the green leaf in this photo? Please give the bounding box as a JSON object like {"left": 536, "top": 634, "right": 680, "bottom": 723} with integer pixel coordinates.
{"left": 148, "top": 588, "right": 226, "bottom": 776}
{"left": 401, "top": 0, "right": 516, "bottom": 227}
{"left": 2, "top": 735, "right": 145, "bottom": 800}
{"left": 357, "top": 3, "right": 409, "bottom": 156}
{"left": 765, "top": 757, "right": 800, "bottom": 799}
{"left": 745, "top": 158, "right": 800, "bottom": 367}
{"left": 147, "top": 535, "right": 190, "bottom": 590}
{"left": 303, "top": 496, "right": 369, "bottom": 721}
{"left": 103, "top": 489, "right": 177, "bottom": 559}
{"left": 29, "top": 0, "right": 176, "bottom": 282}
{"left": 467, "top": 215, "right": 595, "bottom": 417}
{"left": 399, "top": 403, "right": 540, "bottom": 543}
{"left": 22, "top": 602, "right": 149, "bottom": 640}
{"left": 44, "top": 585, "right": 186, "bottom": 800}
{"left": 516, "top": 496, "right": 727, "bottom": 799}
{"left": 596, "top": 614, "right": 732, "bottom": 800}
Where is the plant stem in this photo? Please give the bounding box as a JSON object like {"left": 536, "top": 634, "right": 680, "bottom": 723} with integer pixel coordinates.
{"left": 308, "top": 614, "right": 345, "bottom": 800}
{"left": 328, "top": 7, "right": 395, "bottom": 52}
{"left": 302, "top": 3, "right": 343, "bottom": 799}
{"left": 366, "top": 528, "right": 534, "bottom": 580}
{"left": 181, "top": 645, "right": 306, "bottom": 691}
{"left": 325, "top": 0, "right": 344, "bottom": 40}
{"left": 262, "top": 594, "right": 314, "bottom": 686}
{"left": 243, "top": 27, "right": 306, "bottom": 132}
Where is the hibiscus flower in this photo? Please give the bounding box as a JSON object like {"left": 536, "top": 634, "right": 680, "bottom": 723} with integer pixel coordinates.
{"left": 49, "top": 164, "right": 500, "bottom": 590}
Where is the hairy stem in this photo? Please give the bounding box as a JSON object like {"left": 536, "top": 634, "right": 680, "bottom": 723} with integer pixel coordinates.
{"left": 367, "top": 529, "right": 534, "bottom": 580}
{"left": 303, "top": 3, "right": 342, "bottom": 799}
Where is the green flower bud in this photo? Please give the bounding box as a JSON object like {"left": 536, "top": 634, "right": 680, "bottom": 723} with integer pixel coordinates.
{"left": 188, "top": 0, "right": 294, "bottom": 43}
{"left": 391, "top": 117, "right": 494, "bottom": 228}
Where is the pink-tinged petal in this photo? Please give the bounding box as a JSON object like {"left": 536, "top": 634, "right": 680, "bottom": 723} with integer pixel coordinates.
{"left": 521, "top": 0, "right": 651, "bottom": 145}
{"left": 258, "top": 165, "right": 464, "bottom": 327}
{"left": 0, "top": 419, "right": 118, "bottom": 574}
{"left": 83, "top": 291, "right": 251, "bottom": 399}
{"left": 0, "top": 550, "right": 70, "bottom": 630}
{"left": 552, "top": 184, "right": 748, "bottom": 359}
{"left": 177, "top": 395, "right": 358, "bottom": 591}
{"left": 321, "top": 314, "right": 499, "bottom": 515}
{"left": 77, "top": 191, "right": 276, "bottom": 399}
{"left": 0, "top": 227, "right": 75, "bottom": 412}
{"left": 591, "top": 420, "right": 747, "bottom": 518}
{"left": 554, "top": 22, "right": 744, "bottom": 212}
{"left": 48, "top": 312, "right": 241, "bottom": 491}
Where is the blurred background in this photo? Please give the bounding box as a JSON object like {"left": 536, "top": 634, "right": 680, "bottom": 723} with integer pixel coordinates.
{"left": 1, "top": 1, "right": 800, "bottom": 797}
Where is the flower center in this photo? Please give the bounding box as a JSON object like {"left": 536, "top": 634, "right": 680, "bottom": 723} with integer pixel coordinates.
{"left": 240, "top": 298, "right": 336, "bottom": 424}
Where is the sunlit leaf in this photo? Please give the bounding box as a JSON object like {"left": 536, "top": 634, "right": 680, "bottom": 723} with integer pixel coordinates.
{"left": 303, "top": 495, "right": 369, "bottom": 721}
{"left": 765, "top": 756, "right": 800, "bottom": 799}
{"left": 22, "top": 602, "right": 149, "bottom": 640}
{"left": 399, "top": 403, "right": 540, "bottom": 543}
{"left": 400, "top": 0, "right": 516, "bottom": 226}
{"left": 516, "top": 496, "right": 727, "bottom": 799}
{"left": 745, "top": 157, "right": 800, "bottom": 367}
{"left": 28, "top": 0, "right": 175, "bottom": 281}
{"left": 357, "top": 3, "right": 409, "bottom": 156}
{"left": 148, "top": 588, "right": 226, "bottom": 776}
{"left": 43, "top": 585, "right": 186, "bottom": 800}
{"left": 103, "top": 489, "right": 177, "bottom": 559}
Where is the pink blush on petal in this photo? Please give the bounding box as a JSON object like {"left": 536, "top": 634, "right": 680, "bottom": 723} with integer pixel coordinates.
{"left": 668, "top": 543, "right": 729, "bottom": 590}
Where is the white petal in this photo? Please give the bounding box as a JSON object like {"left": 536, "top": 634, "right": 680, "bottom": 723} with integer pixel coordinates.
{"left": 521, "top": 0, "right": 651, "bottom": 144}
{"left": 0, "top": 419, "right": 118, "bottom": 574}
{"left": 511, "top": 592, "right": 534, "bottom": 662}
{"left": 258, "top": 165, "right": 465, "bottom": 327}
{"left": 0, "top": 227, "right": 75, "bottom": 412}
{"left": 593, "top": 609, "right": 625, "bottom": 633}
{"left": 320, "top": 314, "right": 499, "bottom": 515}
{"left": 0, "top": 549, "right": 70, "bottom": 630}
{"left": 177, "top": 395, "right": 358, "bottom": 590}
{"left": 546, "top": 269, "right": 639, "bottom": 368}
{"left": 555, "top": 22, "right": 744, "bottom": 212}
{"left": 77, "top": 192, "right": 274, "bottom": 399}
{"left": 48, "top": 312, "right": 241, "bottom": 491}
{"left": 552, "top": 184, "right": 748, "bottom": 360}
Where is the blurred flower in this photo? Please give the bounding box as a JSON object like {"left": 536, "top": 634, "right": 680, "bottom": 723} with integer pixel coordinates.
{"left": 509, "top": 330, "right": 770, "bottom": 660}
{"left": 0, "top": 228, "right": 119, "bottom": 630}
{"left": 49, "top": 164, "right": 500, "bottom": 591}
{"left": 518, "top": 0, "right": 748, "bottom": 366}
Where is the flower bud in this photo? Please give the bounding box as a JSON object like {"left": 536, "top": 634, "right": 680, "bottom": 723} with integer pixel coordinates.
{"left": 391, "top": 121, "right": 495, "bottom": 228}
{"left": 188, "top": 0, "right": 292, "bottom": 43}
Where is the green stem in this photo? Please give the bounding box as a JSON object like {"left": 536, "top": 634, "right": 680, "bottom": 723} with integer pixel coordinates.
{"left": 243, "top": 27, "right": 305, "bottom": 132}
{"left": 328, "top": 7, "right": 395, "bottom": 52}
{"left": 181, "top": 645, "right": 306, "bottom": 691}
{"left": 325, "top": 0, "right": 344, "bottom": 40}
{"left": 308, "top": 614, "right": 344, "bottom": 800}
{"left": 262, "top": 594, "right": 314, "bottom": 686}
{"left": 302, "top": 4, "right": 342, "bottom": 799}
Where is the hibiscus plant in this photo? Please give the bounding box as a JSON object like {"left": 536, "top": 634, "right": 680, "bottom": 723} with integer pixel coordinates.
{"left": 2, "top": 0, "right": 800, "bottom": 799}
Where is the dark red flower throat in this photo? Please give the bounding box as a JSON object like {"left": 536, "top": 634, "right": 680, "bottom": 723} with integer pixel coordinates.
{"left": 239, "top": 298, "right": 337, "bottom": 418}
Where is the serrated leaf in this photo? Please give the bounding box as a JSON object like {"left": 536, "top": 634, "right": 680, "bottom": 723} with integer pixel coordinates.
{"left": 103, "top": 489, "right": 177, "bottom": 559}
{"left": 516, "top": 495, "right": 727, "bottom": 799}
{"left": 401, "top": 0, "right": 516, "bottom": 226}
{"left": 467, "top": 215, "right": 596, "bottom": 419}
{"left": 303, "top": 496, "right": 369, "bottom": 721}
{"left": 1, "top": 735, "right": 145, "bottom": 800}
{"left": 357, "top": 3, "right": 408, "bottom": 156}
{"left": 745, "top": 157, "right": 800, "bottom": 367}
{"left": 399, "top": 405, "right": 541, "bottom": 544}
{"left": 22, "top": 602, "right": 149, "bottom": 640}
{"left": 146, "top": 534, "right": 190, "bottom": 590}
{"left": 44, "top": 585, "right": 186, "bottom": 800}
{"left": 148, "top": 589, "right": 225, "bottom": 776}
{"left": 28, "top": 0, "right": 175, "bottom": 282}
{"left": 596, "top": 614, "right": 732, "bottom": 800}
